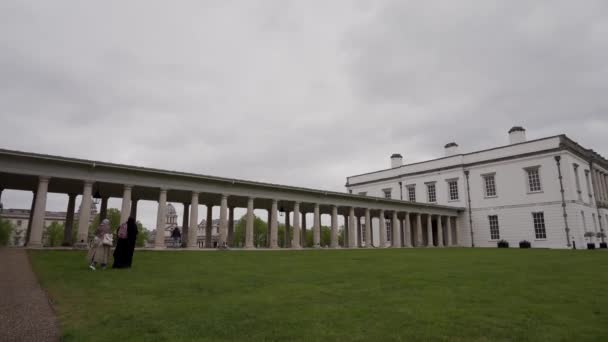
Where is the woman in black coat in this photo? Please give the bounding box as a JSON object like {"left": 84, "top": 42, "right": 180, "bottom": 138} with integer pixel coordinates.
{"left": 112, "top": 217, "right": 139, "bottom": 268}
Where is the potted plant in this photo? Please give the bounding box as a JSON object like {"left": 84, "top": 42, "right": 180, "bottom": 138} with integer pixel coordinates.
{"left": 597, "top": 232, "right": 607, "bottom": 249}
{"left": 584, "top": 231, "right": 596, "bottom": 250}
{"left": 497, "top": 239, "right": 509, "bottom": 248}
{"left": 519, "top": 240, "right": 531, "bottom": 248}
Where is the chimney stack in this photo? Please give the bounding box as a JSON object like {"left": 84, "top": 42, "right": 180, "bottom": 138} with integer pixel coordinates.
{"left": 390, "top": 154, "right": 403, "bottom": 168}
{"left": 508, "top": 126, "right": 527, "bottom": 144}
{"left": 444, "top": 142, "right": 459, "bottom": 156}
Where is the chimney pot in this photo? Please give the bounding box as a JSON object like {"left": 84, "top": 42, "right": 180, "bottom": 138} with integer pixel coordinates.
{"left": 444, "top": 142, "right": 459, "bottom": 156}
{"left": 508, "top": 126, "right": 527, "bottom": 144}
{"left": 390, "top": 154, "right": 403, "bottom": 168}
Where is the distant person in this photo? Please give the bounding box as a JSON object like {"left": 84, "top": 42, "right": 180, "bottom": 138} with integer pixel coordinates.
{"left": 112, "top": 217, "right": 138, "bottom": 269}
{"left": 87, "top": 219, "right": 112, "bottom": 270}
{"left": 171, "top": 227, "right": 181, "bottom": 247}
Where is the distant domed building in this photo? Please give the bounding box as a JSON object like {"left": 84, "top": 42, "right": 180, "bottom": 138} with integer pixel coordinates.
{"left": 162, "top": 203, "right": 220, "bottom": 247}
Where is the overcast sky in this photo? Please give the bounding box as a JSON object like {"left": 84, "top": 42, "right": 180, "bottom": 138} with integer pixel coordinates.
{"left": 1, "top": 1, "right": 607, "bottom": 229}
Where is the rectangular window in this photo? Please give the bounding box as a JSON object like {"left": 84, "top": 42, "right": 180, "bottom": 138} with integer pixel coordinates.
{"left": 584, "top": 170, "right": 592, "bottom": 201}
{"left": 382, "top": 189, "right": 392, "bottom": 199}
{"left": 532, "top": 212, "right": 547, "bottom": 239}
{"left": 358, "top": 192, "right": 367, "bottom": 196}
{"left": 17, "top": 220, "right": 22, "bottom": 227}
{"left": 386, "top": 219, "right": 392, "bottom": 242}
{"left": 426, "top": 183, "right": 437, "bottom": 203}
{"left": 448, "top": 180, "right": 459, "bottom": 201}
{"left": 592, "top": 213, "right": 598, "bottom": 233}
{"left": 526, "top": 167, "right": 542, "bottom": 192}
{"left": 407, "top": 185, "right": 416, "bottom": 202}
{"left": 488, "top": 215, "right": 500, "bottom": 240}
{"left": 581, "top": 211, "right": 587, "bottom": 232}
{"left": 573, "top": 164, "right": 582, "bottom": 200}
{"left": 483, "top": 174, "right": 497, "bottom": 197}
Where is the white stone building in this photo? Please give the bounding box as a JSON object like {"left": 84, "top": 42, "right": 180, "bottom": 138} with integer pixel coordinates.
{"left": 346, "top": 127, "right": 608, "bottom": 249}
{"left": 0, "top": 203, "right": 97, "bottom": 246}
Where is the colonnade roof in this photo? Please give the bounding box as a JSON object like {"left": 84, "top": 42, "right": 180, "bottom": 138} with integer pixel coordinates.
{"left": 0, "top": 148, "right": 463, "bottom": 216}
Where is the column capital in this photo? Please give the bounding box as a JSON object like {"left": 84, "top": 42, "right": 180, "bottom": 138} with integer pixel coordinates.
{"left": 159, "top": 188, "right": 168, "bottom": 193}
{"left": 39, "top": 176, "right": 51, "bottom": 182}
{"left": 123, "top": 184, "right": 133, "bottom": 190}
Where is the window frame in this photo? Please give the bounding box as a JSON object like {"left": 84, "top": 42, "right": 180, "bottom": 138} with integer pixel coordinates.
{"left": 358, "top": 191, "right": 367, "bottom": 196}
{"left": 488, "top": 215, "right": 500, "bottom": 240}
{"left": 382, "top": 188, "right": 392, "bottom": 199}
{"left": 406, "top": 184, "right": 416, "bottom": 202}
{"left": 446, "top": 178, "right": 459, "bottom": 202}
{"left": 532, "top": 212, "right": 547, "bottom": 240}
{"left": 524, "top": 166, "right": 543, "bottom": 194}
{"left": 426, "top": 182, "right": 437, "bottom": 203}
{"left": 482, "top": 173, "right": 497, "bottom": 198}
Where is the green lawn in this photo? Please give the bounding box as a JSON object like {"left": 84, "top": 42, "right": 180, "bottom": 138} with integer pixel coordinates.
{"left": 29, "top": 249, "right": 607, "bottom": 341}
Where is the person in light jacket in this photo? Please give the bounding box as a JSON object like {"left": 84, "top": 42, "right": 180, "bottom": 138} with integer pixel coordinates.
{"left": 87, "top": 219, "right": 111, "bottom": 270}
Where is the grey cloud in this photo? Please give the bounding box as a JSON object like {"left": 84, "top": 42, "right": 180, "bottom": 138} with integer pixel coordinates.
{"left": 1, "top": 0, "right": 607, "bottom": 229}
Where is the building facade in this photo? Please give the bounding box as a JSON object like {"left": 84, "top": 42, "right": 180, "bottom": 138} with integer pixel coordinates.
{"left": 1, "top": 202, "right": 97, "bottom": 246}
{"left": 346, "top": 127, "right": 608, "bottom": 249}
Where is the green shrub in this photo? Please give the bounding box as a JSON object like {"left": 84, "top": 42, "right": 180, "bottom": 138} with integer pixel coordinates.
{"left": 0, "top": 218, "right": 15, "bottom": 246}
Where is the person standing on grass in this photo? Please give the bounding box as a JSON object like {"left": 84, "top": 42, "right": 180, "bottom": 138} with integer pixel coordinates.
{"left": 171, "top": 226, "right": 181, "bottom": 247}
{"left": 112, "top": 217, "right": 138, "bottom": 268}
{"left": 87, "top": 219, "right": 112, "bottom": 270}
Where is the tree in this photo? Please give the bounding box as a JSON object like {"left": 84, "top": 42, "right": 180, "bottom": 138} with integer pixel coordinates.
{"left": 0, "top": 218, "right": 15, "bottom": 246}
{"left": 234, "top": 215, "right": 269, "bottom": 247}
{"left": 45, "top": 222, "right": 65, "bottom": 247}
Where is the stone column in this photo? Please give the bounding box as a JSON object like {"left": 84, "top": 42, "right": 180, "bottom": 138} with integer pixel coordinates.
{"left": 313, "top": 203, "right": 321, "bottom": 248}
{"left": 291, "top": 202, "right": 301, "bottom": 249}
{"left": 28, "top": 177, "right": 50, "bottom": 247}
{"left": 99, "top": 197, "right": 108, "bottom": 222}
{"left": 379, "top": 210, "right": 387, "bottom": 248}
{"left": 426, "top": 214, "right": 434, "bottom": 247}
{"left": 245, "top": 197, "right": 255, "bottom": 249}
{"left": 119, "top": 185, "right": 132, "bottom": 223}
{"left": 188, "top": 192, "right": 198, "bottom": 248}
{"left": 446, "top": 216, "right": 452, "bottom": 247}
{"left": 349, "top": 208, "right": 357, "bottom": 247}
{"left": 403, "top": 212, "right": 412, "bottom": 247}
{"left": 343, "top": 214, "right": 349, "bottom": 247}
{"left": 365, "top": 209, "right": 372, "bottom": 248}
{"left": 301, "top": 212, "right": 307, "bottom": 247}
{"left": 600, "top": 172, "right": 607, "bottom": 203}
{"left": 285, "top": 210, "right": 291, "bottom": 248}
{"left": 391, "top": 211, "right": 402, "bottom": 248}
{"left": 154, "top": 189, "right": 168, "bottom": 248}
{"left": 330, "top": 206, "right": 339, "bottom": 248}
{"left": 269, "top": 199, "right": 279, "bottom": 248}
{"left": 453, "top": 216, "right": 459, "bottom": 246}
{"left": 131, "top": 199, "right": 138, "bottom": 221}
{"left": 415, "top": 213, "right": 423, "bottom": 247}
{"left": 357, "top": 216, "right": 362, "bottom": 247}
{"left": 218, "top": 194, "right": 229, "bottom": 248}
{"left": 75, "top": 180, "right": 94, "bottom": 248}
{"left": 437, "top": 215, "right": 444, "bottom": 247}
{"left": 228, "top": 206, "right": 235, "bottom": 247}
{"left": 181, "top": 202, "right": 190, "bottom": 247}
{"left": 266, "top": 209, "right": 272, "bottom": 247}
{"left": 62, "top": 193, "right": 77, "bottom": 246}
{"left": 205, "top": 205, "right": 213, "bottom": 248}
{"left": 24, "top": 191, "right": 37, "bottom": 245}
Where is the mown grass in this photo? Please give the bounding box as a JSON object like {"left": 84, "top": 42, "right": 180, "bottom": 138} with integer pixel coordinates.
{"left": 29, "top": 248, "right": 608, "bottom": 341}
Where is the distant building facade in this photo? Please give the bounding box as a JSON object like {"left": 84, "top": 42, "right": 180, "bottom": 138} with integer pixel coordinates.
{"left": 1, "top": 202, "right": 97, "bottom": 246}
{"left": 346, "top": 127, "right": 608, "bottom": 249}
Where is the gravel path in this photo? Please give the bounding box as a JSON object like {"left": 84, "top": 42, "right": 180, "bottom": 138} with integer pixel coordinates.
{"left": 0, "top": 248, "right": 60, "bottom": 342}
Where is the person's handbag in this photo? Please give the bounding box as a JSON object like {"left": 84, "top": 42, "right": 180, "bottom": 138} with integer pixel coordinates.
{"left": 102, "top": 233, "right": 114, "bottom": 246}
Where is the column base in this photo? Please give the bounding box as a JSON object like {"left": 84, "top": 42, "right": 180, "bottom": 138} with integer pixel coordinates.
{"left": 154, "top": 245, "right": 166, "bottom": 249}
{"left": 313, "top": 244, "right": 321, "bottom": 248}
{"left": 26, "top": 242, "right": 43, "bottom": 249}
{"left": 244, "top": 245, "right": 256, "bottom": 249}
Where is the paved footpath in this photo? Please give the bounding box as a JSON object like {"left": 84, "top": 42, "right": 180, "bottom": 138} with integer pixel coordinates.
{"left": 0, "top": 248, "right": 60, "bottom": 342}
